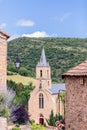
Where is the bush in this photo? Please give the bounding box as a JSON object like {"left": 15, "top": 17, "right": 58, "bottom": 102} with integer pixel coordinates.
{"left": 7, "top": 64, "right": 17, "bottom": 72}
{"left": 0, "top": 89, "right": 15, "bottom": 120}
{"left": 30, "top": 123, "right": 46, "bottom": 130}
{"left": 12, "top": 127, "right": 21, "bottom": 130}
{"left": 7, "top": 80, "right": 34, "bottom": 108}
{"left": 46, "top": 110, "right": 63, "bottom": 126}
{"left": 11, "top": 105, "right": 29, "bottom": 124}
{"left": 18, "top": 67, "right": 29, "bottom": 76}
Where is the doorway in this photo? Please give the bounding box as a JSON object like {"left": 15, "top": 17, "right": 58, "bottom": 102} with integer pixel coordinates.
{"left": 39, "top": 114, "right": 44, "bottom": 125}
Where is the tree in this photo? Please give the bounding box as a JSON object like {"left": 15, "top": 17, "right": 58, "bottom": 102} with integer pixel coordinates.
{"left": 18, "top": 67, "right": 29, "bottom": 76}
{"left": 57, "top": 93, "right": 65, "bottom": 117}
{"left": 7, "top": 64, "right": 17, "bottom": 72}
{"left": 11, "top": 105, "right": 29, "bottom": 124}
{"left": 46, "top": 110, "right": 63, "bottom": 126}
{"left": 7, "top": 80, "right": 35, "bottom": 108}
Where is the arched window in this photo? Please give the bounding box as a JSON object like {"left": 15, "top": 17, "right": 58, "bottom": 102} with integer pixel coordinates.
{"left": 48, "top": 81, "right": 49, "bottom": 86}
{"left": 39, "top": 93, "right": 44, "bottom": 108}
{"left": 40, "top": 70, "right": 42, "bottom": 77}
{"left": 47, "top": 70, "right": 49, "bottom": 78}
{"left": 39, "top": 80, "right": 42, "bottom": 89}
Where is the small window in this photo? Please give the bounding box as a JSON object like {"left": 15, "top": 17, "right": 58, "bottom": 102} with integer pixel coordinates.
{"left": 39, "top": 93, "right": 44, "bottom": 108}
{"left": 39, "top": 83, "right": 42, "bottom": 89}
{"left": 48, "top": 81, "right": 49, "bottom": 86}
{"left": 47, "top": 70, "right": 49, "bottom": 78}
{"left": 40, "top": 70, "right": 42, "bottom": 77}
{"left": 80, "top": 78, "right": 84, "bottom": 85}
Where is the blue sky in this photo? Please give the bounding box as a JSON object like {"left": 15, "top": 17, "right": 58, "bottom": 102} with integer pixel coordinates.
{"left": 0, "top": 0, "right": 87, "bottom": 40}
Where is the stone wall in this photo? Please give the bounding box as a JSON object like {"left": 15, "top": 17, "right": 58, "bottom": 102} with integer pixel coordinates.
{"left": 0, "top": 31, "right": 9, "bottom": 93}
{"left": 65, "top": 76, "right": 87, "bottom": 130}
{"left": 29, "top": 89, "right": 57, "bottom": 124}
{"left": 0, "top": 117, "right": 7, "bottom": 130}
{"left": 36, "top": 66, "right": 51, "bottom": 89}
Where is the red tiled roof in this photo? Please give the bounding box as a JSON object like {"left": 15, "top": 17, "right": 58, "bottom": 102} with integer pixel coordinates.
{"left": 62, "top": 60, "right": 87, "bottom": 77}
{"left": 0, "top": 30, "right": 10, "bottom": 39}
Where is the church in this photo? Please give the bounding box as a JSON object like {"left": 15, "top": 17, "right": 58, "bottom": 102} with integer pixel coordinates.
{"left": 29, "top": 47, "right": 65, "bottom": 125}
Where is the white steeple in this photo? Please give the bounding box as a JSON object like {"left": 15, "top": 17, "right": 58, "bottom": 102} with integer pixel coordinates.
{"left": 37, "top": 47, "right": 49, "bottom": 67}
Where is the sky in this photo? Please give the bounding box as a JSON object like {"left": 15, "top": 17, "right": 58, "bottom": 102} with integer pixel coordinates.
{"left": 0, "top": 0, "right": 87, "bottom": 40}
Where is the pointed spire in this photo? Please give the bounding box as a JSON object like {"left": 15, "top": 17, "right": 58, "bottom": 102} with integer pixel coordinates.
{"left": 37, "top": 47, "right": 49, "bottom": 67}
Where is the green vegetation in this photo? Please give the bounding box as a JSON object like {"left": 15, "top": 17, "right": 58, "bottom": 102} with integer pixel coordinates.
{"left": 0, "top": 89, "right": 15, "bottom": 120}
{"left": 7, "top": 37, "right": 87, "bottom": 83}
{"left": 12, "top": 126, "right": 21, "bottom": 130}
{"left": 7, "top": 74, "right": 35, "bottom": 86}
{"left": 7, "top": 80, "right": 35, "bottom": 107}
{"left": 18, "top": 67, "right": 29, "bottom": 76}
{"left": 30, "top": 123, "right": 46, "bottom": 130}
{"left": 46, "top": 110, "right": 63, "bottom": 126}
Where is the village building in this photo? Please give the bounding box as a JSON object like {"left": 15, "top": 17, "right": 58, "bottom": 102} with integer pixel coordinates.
{"left": 29, "top": 47, "right": 65, "bottom": 125}
{"left": 62, "top": 60, "right": 87, "bottom": 130}
{"left": 0, "top": 30, "right": 10, "bottom": 93}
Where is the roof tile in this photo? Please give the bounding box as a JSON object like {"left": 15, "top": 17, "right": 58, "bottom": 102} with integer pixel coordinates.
{"left": 62, "top": 60, "right": 87, "bottom": 77}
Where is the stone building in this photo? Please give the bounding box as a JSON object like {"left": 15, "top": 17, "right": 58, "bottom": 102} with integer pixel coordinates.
{"left": 29, "top": 48, "right": 65, "bottom": 124}
{"left": 62, "top": 60, "right": 87, "bottom": 130}
{"left": 0, "top": 30, "right": 10, "bottom": 93}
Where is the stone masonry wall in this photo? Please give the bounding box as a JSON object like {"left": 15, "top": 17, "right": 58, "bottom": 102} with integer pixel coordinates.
{"left": 65, "top": 76, "right": 87, "bottom": 130}
{"left": 0, "top": 117, "right": 7, "bottom": 130}
{"left": 0, "top": 33, "right": 7, "bottom": 93}
{"left": 29, "top": 88, "right": 57, "bottom": 124}
{"left": 36, "top": 66, "right": 51, "bottom": 89}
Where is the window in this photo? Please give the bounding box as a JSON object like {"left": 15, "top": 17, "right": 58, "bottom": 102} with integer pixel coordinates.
{"left": 47, "top": 70, "right": 49, "bottom": 78}
{"left": 39, "top": 83, "right": 42, "bottom": 89}
{"left": 48, "top": 81, "right": 49, "bottom": 86}
{"left": 39, "top": 93, "right": 44, "bottom": 108}
{"left": 40, "top": 70, "right": 42, "bottom": 77}
{"left": 80, "top": 77, "right": 84, "bottom": 85}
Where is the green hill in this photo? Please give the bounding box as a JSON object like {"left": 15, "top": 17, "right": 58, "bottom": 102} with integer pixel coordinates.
{"left": 7, "top": 37, "right": 87, "bottom": 83}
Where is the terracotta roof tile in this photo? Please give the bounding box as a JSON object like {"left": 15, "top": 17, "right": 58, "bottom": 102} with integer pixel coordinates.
{"left": 0, "top": 30, "right": 10, "bottom": 39}
{"left": 62, "top": 60, "right": 87, "bottom": 77}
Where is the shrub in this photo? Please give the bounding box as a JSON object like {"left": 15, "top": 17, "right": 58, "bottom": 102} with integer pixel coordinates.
{"left": 7, "top": 64, "right": 17, "bottom": 72}
{"left": 30, "top": 123, "right": 46, "bottom": 130}
{"left": 12, "top": 127, "right": 21, "bottom": 130}
{"left": 18, "top": 67, "right": 29, "bottom": 76}
{"left": 0, "top": 89, "right": 15, "bottom": 120}
{"left": 10, "top": 105, "right": 29, "bottom": 124}
{"left": 46, "top": 110, "right": 63, "bottom": 126}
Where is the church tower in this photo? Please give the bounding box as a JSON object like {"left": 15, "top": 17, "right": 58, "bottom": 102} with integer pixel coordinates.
{"left": 0, "top": 30, "right": 10, "bottom": 93}
{"left": 36, "top": 47, "right": 51, "bottom": 90}
{"left": 29, "top": 47, "right": 65, "bottom": 125}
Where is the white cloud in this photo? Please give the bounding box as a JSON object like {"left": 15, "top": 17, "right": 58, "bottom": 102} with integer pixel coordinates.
{"left": 8, "top": 31, "right": 58, "bottom": 41}
{"left": 60, "top": 12, "right": 72, "bottom": 23}
{"left": 22, "top": 31, "right": 49, "bottom": 38}
{"left": 17, "top": 19, "right": 35, "bottom": 27}
{"left": 0, "top": 23, "right": 6, "bottom": 29}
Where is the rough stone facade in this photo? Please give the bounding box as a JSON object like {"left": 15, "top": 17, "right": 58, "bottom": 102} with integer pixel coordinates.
{"left": 0, "top": 117, "right": 7, "bottom": 130}
{"left": 65, "top": 77, "right": 87, "bottom": 130}
{"left": 63, "top": 60, "right": 87, "bottom": 130}
{"left": 0, "top": 30, "right": 9, "bottom": 93}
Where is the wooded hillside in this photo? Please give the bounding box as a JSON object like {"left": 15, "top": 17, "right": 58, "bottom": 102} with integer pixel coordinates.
{"left": 7, "top": 37, "right": 87, "bottom": 83}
